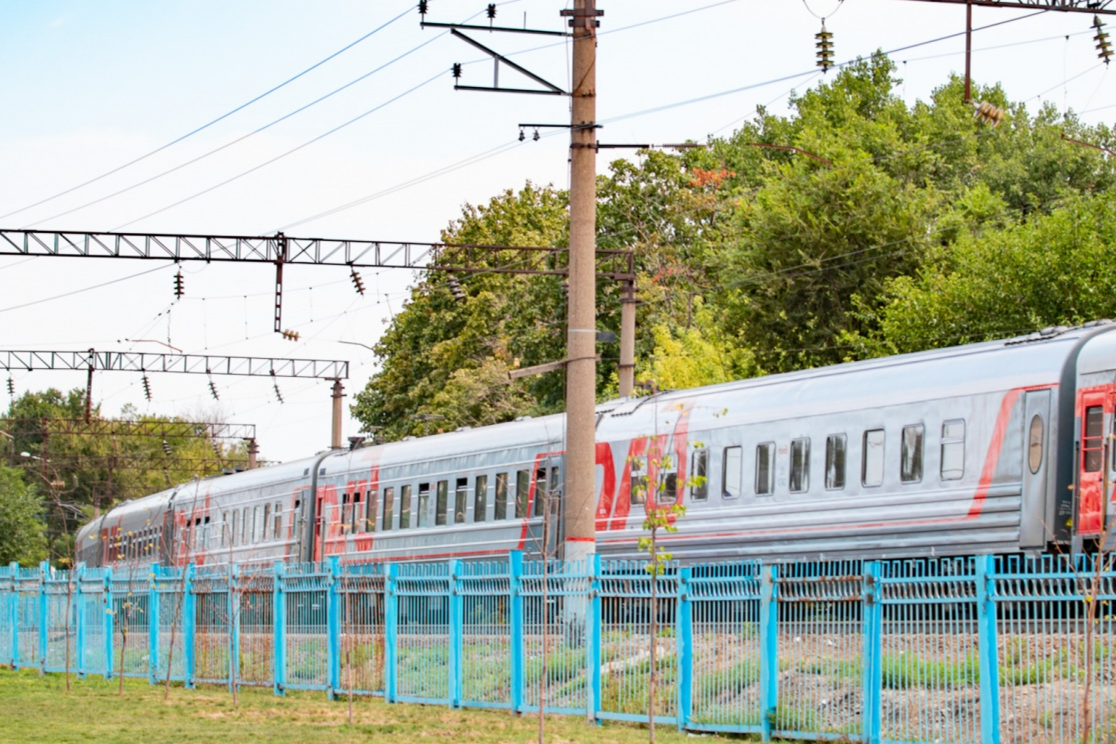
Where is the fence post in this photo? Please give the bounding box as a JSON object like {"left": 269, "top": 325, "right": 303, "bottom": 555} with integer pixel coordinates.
{"left": 229, "top": 562, "right": 239, "bottom": 694}
{"left": 508, "top": 551, "right": 524, "bottom": 714}
{"left": 103, "top": 567, "right": 114, "bottom": 680}
{"left": 8, "top": 562, "right": 18, "bottom": 669}
{"left": 38, "top": 560, "right": 49, "bottom": 673}
{"left": 327, "top": 555, "right": 341, "bottom": 699}
{"left": 183, "top": 564, "right": 196, "bottom": 689}
{"left": 759, "top": 563, "right": 779, "bottom": 742}
{"left": 75, "top": 563, "right": 86, "bottom": 678}
{"left": 975, "top": 554, "right": 1001, "bottom": 744}
{"left": 148, "top": 563, "right": 160, "bottom": 685}
{"left": 384, "top": 563, "right": 398, "bottom": 703}
{"left": 861, "top": 561, "right": 882, "bottom": 744}
{"left": 272, "top": 561, "right": 285, "bottom": 696}
{"left": 448, "top": 558, "right": 462, "bottom": 709}
{"left": 588, "top": 553, "right": 602, "bottom": 724}
{"left": 677, "top": 565, "right": 693, "bottom": 732}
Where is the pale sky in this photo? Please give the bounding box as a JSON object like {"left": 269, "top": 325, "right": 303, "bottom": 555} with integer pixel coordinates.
{"left": 1, "top": 0, "right": 1112, "bottom": 464}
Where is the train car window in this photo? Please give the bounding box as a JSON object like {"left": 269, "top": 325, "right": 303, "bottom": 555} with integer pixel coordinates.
{"left": 254, "top": 505, "right": 264, "bottom": 543}
{"left": 658, "top": 470, "right": 678, "bottom": 504}
{"left": 382, "top": 487, "right": 394, "bottom": 532}
{"left": 516, "top": 470, "right": 531, "bottom": 518}
{"left": 901, "top": 425, "right": 924, "bottom": 483}
{"left": 940, "top": 420, "right": 965, "bottom": 480}
{"left": 862, "top": 429, "right": 885, "bottom": 487}
{"left": 631, "top": 458, "right": 648, "bottom": 504}
{"left": 351, "top": 491, "right": 363, "bottom": 533}
{"left": 1084, "top": 406, "right": 1104, "bottom": 473}
{"left": 203, "top": 516, "right": 212, "bottom": 549}
{"left": 1029, "top": 415, "right": 1045, "bottom": 474}
{"left": 274, "top": 502, "right": 283, "bottom": 539}
{"left": 230, "top": 510, "right": 239, "bottom": 547}
{"left": 754, "top": 443, "right": 773, "bottom": 495}
{"left": 436, "top": 480, "right": 449, "bottom": 526}
{"left": 789, "top": 438, "right": 810, "bottom": 493}
{"left": 263, "top": 504, "right": 272, "bottom": 540}
{"left": 534, "top": 469, "right": 548, "bottom": 517}
{"left": 400, "top": 485, "right": 412, "bottom": 529}
{"left": 455, "top": 478, "right": 469, "bottom": 524}
{"left": 723, "top": 446, "right": 742, "bottom": 499}
{"left": 474, "top": 475, "right": 488, "bottom": 522}
{"left": 495, "top": 473, "right": 509, "bottom": 520}
{"left": 549, "top": 467, "right": 561, "bottom": 506}
{"left": 825, "top": 434, "right": 847, "bottom": 490}
{"left": 418, "top": 483, "right": 430, "bottom": 528}
{"left": 241, "top": 507, "right": 250, "bottom": 545}
{"left": 690, "top": 449, "right": 709, "bottom": 501}
{"left": 219, "top": 515, "right": 228, "bottom": 548}
{"left": 341, "top": 494, "right": 352, "bottom": 534}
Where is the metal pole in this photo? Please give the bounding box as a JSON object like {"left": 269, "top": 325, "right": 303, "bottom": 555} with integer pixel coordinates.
{"left": 964, "top": 1, "right": 973, "bottom": 103}
{"left": 246, "top": 438, "right": 259, "bottom": 470}
{"left": 330, "top": 380, "right": 343, "bottom": 450}
{"left": 563, "top": 0, "right": 600, "bottom": 565}
{"left": 618, "top": 280, "right": 636, "bottom": 397}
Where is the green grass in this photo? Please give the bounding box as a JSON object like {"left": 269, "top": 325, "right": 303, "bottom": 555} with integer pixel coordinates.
{"left": 0, "top": 667, "right": 717, "bottom": 744}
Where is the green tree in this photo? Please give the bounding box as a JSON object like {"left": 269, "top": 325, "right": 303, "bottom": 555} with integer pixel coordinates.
{"left": 0, "top": 466, "right": 48, "bottom": 565}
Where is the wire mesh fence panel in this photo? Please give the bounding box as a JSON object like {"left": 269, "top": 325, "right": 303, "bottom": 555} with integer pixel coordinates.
{"left": 394, "top": 562, "right": 451, "bottom": 704}
{"left": 598, "top": 560, "right": 679, "bottom": 724}
{"left": 0, "top": 569, "right": 13, "bottom": 664}
{"left": 152, "top": 567, "right": 187, "bottom": 683}
{"left": 283, "top": 563, "right": 330, "bottom": 691}
{"left": 776, "top": 560, "right": 863, "bottom": 740}
{"left": 520, "top": 559, "right": 591, "bottom": 715}
{"left": 44, "top": 571, "right": 78, "bottom": 673}
{"left": 687, "top": 562, "right": 764, "bottom": 733}
{"left": 193, "top": 567, "right": 231, "bottom": 685}
{"left": 995, "top": 554, "right": 1116, "bottom": 744}
{"left": 880, "top": 558, "right": 980, "bottom": 744}
{"left": 457, "top": 560, "right": 512, "bottom": 710}
{"left": 110, "top": 569, "right": 151, "bottom": 678}
{"left": 236, "top": 569, "right": 274, "bottom": 687}
{"left": 79, "top": 569, "right": 110, "bottom": 676}
{"left": 15, "top": 568, "right": 41, "bottom": 668}
{"left": 339, "top": 563, "right": 386, "bottom": 697}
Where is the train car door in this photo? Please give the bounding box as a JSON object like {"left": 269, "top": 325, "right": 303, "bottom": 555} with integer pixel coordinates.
{"left": 1076, "top": 390, "right": 1107, "bottom": 537}
{"left": 1021, "top": 389, "right": 1051, "bottom": 549}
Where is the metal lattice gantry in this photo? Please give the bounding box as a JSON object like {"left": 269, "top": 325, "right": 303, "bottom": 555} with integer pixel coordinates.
{"left": 0, "top": 350, "right": 348, "bottom": 380}
{"left": 0, "top": 229, "right": 636, "bottom": 280}
{"left": 906, "top": 0, "right": 1115, "bottom": 13}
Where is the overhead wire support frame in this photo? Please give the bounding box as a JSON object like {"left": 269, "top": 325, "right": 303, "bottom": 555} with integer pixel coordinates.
{"left": 448, "top": 29, "right": 567, "bottom": 95}
{"left": 0, "top": 350, "right": 349, "bottom": 380}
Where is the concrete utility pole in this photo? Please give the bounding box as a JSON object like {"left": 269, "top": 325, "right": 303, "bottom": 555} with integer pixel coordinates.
{"left": 618, "top": 280, "right": 636, "bottom": 398}
{"left": 331, "top": 379, "right": 344, "bottom": 450}
{"left": 562, "top": 0, "right": 601, "bottom": 565}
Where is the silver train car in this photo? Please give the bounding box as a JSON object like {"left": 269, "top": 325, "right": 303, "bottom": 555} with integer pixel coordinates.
{"left": 76, "top": 322, "right": 1116, "bottom": 569}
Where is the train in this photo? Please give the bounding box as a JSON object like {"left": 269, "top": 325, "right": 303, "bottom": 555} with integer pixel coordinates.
{"left": 75, "top": 321, "right": 1116, "bottom": 570}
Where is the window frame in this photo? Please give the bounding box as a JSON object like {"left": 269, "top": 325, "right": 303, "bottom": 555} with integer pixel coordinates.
{"left": 900, "top": 424, "right": 925, "bottom": 484}
{"left": 754, "top": 442, "right": 775, "bottom": 496}
{"left": 789, "top": 437, "right": 810, "bottom": 493}
{"left": 862, "top": 429, "right": 886, "bottom": 488}
{"left": 825, "top": 434, "right": 847, "bottom": 491}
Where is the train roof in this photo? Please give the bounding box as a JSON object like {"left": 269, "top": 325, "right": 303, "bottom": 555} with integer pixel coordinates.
{"left": 601, "top": 322, "right": 1116, "bottom": 432}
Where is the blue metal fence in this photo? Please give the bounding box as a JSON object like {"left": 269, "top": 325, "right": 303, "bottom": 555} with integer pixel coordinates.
{"left": 0, "top": 552, "right": 1113, "bottom": 744}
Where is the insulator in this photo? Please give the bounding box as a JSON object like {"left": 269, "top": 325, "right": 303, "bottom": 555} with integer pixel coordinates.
{"left": 452, "top": 62, "right": 462, "bottom": 79}
{"left": 562, "top": 281, "right": 569, "bottom": 301}
{"left": 486, "top": 3, "right": 496, "bottom": 20}
{"left": 212, "top": 441, "right": 222, "bottom": 458}
{"left": 6, "top": 377, "right": 13, "bottom": 396}
{"left": 447, "top": 275, "right": 466, "bottom": 302}
{"left": 142, "top": 374, "right": 152, "bottom": 402}
{"left": 1095, "top": 16, "right": 1113, "bottom": 63}
{"left": 418, "top": 0, "right": 428, "bottom": 15}
{"left": 273, "top": 381, "right": 285, "bottom": 404}
{"left": 974, "top": 101, "right": 1005, "bottom": 127}
{"left": 162, "top": 439, "right": 172, "bottom": 457}
{"left": 281, "top": 329, "right": 300, "bottom": 341}
{"left": 208, "top": 379, "right": 220, "bottom": 401}
{"left": 533, "top": 128, "right": 540, "bottom": 142}
{"left": 815, "top": 21, "right": 834, "bottom": 72}
{"left": 173, "top": 270, "right": 184, "bottom": 299}
{"left": 519, "top": 127, "right": 526, "bottom": 142}
{"left": 350, "top": 268, "right": 366, "bottom": 295}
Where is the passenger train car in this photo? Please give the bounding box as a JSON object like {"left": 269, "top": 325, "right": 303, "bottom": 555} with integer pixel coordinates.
{"left": 76, "top": 322, "right": 1116, "bottom": 569}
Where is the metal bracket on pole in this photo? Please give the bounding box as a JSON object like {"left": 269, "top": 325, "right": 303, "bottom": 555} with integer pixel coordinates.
{"left": 273, "top": 232, "right": 287, "bottom": 334}
{"left": 449, "top": 29, "right": 568, "bottom": 96}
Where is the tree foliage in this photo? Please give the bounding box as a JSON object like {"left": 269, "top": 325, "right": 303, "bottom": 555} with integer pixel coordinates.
{"left": 352, "top": 54, "right": 1116, "bottom": 437}
{"left": 0, "top": 466, "right": 48, "bottom": 566}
